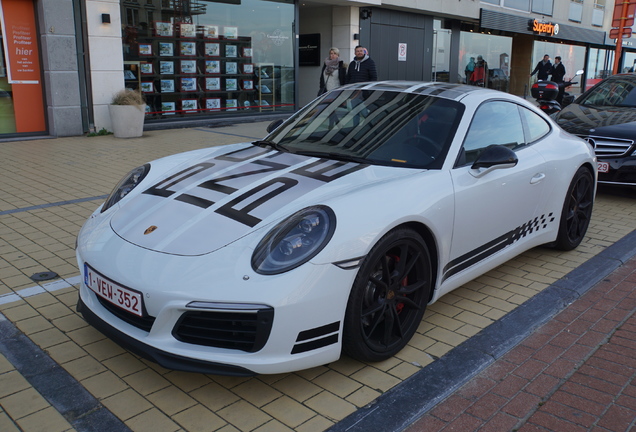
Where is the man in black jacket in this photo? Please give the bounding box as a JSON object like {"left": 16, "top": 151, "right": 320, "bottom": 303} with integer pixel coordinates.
{"left": 550, "top": 56, "right": 567, "bottom": 104}
{"left": 346, "top": 46, "right": 378, "bottom": 84}
{"left": 530, "top": 54, "right": 552, "bottom": 81}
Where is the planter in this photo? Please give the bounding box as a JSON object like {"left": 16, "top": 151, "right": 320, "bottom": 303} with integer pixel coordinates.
{"left": 109, "top": 104, "right": 146, "bottom": 138}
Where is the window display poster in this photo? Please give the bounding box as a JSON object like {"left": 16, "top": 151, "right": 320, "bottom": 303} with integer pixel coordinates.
{"left": 226, "top": 62, "right": 237, "bottom": 74}
{"left": 159, "top": 42, "right": 173, "bottom": 56}
{"left": 181, "top": 60, "right": 196, "bottom": 74}
{"left": 0, "top": 0, "right": 46, "bottom": 132}
{"left": 204, "top": 25, "right": 218, "bottom": 39}
{"left": 226, "top": 99, "right": 238, "bottom": 110}
{"left": 226, "top": 45, "right": 237, "bottom": 58}
{"left": 225, "top": 78, "right": 237, "bottom": 91}
{"left": 181, "top": 77, "right": 197, "bottom": 91}
{"left": 155, "top": 22, "right": 173, "bottom": 37}
{"left": 140, "top": 63, "right": 153, "bottom": 74}
{"left": 206, "top": 98, "right": 221, "bottom": 111}
{"left": 224, "top": 27, "right": 238, "bottom": 39}
{"left": 161, "top": 79, "right": 174, "bottom": 93}
{"left": 206, "top": 77, "right": 220, "bottom": 90}
{"left": 206, "top": 60, "right": 220, "bottom": 74}
{"left": 140, "top": 82, "right": 154, "bottom": 93}
{"left": 205, "top": 43, "right": 220, "bottom": 56}
{"left": 162, "top": 102, "right": 176, "bottom": 115}
{"left": 182, "top": 99, "right": 197, "bottom": 113}
{"left": 181, "top": 42, "right": 196, "bottom": 56}
{"left": 180, "top": 23, "right": 196, "bottom": 38}
{"left": 160, "top": 61, "right": 174, "bottom": 74}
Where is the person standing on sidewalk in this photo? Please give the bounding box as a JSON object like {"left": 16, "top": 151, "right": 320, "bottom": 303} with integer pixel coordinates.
{"left": 550, "top": 56, "right": 566, "bottom": 104}
{"left": 530, "top": 54, "right": 552, "bottom": 81}
{"left": 346, "top": 45, "right": 378, "bottom": 84}
{"left": 317, "top": 47, "right": 346, "bottom": 96}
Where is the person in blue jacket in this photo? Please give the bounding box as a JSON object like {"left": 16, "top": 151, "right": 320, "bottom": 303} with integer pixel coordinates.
{"left": 346, "top": 46, "right": 378, "bottom": 84}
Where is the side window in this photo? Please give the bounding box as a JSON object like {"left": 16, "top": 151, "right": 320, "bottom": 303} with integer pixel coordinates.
{"left": 458, "top": 101, "right": 525, "bottom": 166}
{"left": 519, "top": 106, "right": 551, "bottom": 143}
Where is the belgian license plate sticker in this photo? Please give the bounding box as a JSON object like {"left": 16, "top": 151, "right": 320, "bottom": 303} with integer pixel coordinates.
{"left": 597, "top": 161, "right": 609, "bottom": 173}
{"left": 84, "top": 264, "right": 144, "bottom": 317}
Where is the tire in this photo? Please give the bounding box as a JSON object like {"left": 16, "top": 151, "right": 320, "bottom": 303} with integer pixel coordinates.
{"left": 553, "top": 166, "right": 594, "bottom": 251}
{"left": 343, "top": 228, "right": 433, "bottom": 362}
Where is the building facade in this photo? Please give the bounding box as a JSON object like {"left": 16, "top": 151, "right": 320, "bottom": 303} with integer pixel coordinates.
{"left": 0, "top": 0, "right": 628, "bottom": 139}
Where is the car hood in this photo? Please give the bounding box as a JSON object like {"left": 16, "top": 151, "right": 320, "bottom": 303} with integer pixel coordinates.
{"left": 554, "top": 104, "right": 636, "bottom": 136}
{"left": 110, "top": 143, "right": 416, "bottom": 256}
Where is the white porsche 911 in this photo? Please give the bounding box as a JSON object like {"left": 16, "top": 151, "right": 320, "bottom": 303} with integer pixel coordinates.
{"left": 76, "top": 82, "right": 596, "bottom": 376}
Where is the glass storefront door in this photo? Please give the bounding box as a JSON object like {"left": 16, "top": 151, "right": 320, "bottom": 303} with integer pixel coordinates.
{"left": 432, "top": 20, "right": 451, "bottom": 83}
{"left": 531, "top": 41, "right": 586, "bottom": 93}
{"left": 121, "top": 0, "right": 295, "bottom": 121}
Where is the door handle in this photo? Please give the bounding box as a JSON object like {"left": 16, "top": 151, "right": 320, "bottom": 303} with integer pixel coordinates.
{"left": 530, "top": 173, "right": 546, "bottom": 184}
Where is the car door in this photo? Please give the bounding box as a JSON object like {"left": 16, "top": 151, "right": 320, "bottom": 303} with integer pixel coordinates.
{"left": 445, "top": 100, "right": 548, "bottom": 282}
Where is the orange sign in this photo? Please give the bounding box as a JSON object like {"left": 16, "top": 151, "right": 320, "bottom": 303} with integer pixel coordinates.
{"left": 0, "top": 0, "right": 46, "bottom": 133}
{"left": 530, "top": 19, "right": 558, "bottom": 36}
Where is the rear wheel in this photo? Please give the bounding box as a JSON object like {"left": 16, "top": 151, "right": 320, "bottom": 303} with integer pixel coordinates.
{"left": 554, "top": 166, "right": 594, "bottom": 250}
{"left": 343, "top": 228, "right": 432, "bottom": 362}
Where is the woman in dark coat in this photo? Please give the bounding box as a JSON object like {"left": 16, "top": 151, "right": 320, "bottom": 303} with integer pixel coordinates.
{"left": 318, "top": 47, "right": 346, "bottom": 95}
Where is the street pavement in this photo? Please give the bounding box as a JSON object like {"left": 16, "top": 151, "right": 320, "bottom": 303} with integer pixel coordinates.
{"left": 0, "top": 123, "right": 635, "bottom": 432}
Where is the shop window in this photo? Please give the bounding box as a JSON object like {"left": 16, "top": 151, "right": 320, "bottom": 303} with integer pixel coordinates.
{"left": 503, "top": 0, "right": 530, "bottom": 12}
{"left": 592, "top": 0, "right": 605, "bottom": 27}
{"left": 120, "top": 0, "right": 295, "bottom": 121}
{"left": 569, "top": 0, "right": 583, "bottom": 23}
{"left": 459, "top": 32, "right": 512, "bottom": 92}
{"left": 531, "top": 0, "right": 553, "bottom": 15}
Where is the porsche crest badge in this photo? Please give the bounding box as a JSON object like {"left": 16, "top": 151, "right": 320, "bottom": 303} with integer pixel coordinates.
{"left": 144, "top": 225, "right": 158, "bottom": 235}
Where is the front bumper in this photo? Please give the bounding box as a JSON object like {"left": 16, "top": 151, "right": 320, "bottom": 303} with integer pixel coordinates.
{"left": 77, "top": 296, "right": 256, "bottom": 376}
{"left": 598, "top": 157, "right": 636, "bottom": 186}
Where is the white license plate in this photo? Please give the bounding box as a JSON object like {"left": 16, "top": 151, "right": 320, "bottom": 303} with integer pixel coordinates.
{"left": 597, "top": 161, "right": 610, "bottom": 173}
{"left": 84, "top": 264, "right": 144, "bottom": 317}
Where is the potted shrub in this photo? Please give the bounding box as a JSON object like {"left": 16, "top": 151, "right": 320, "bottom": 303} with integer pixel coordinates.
{"left": 109, "top": 89, "right": 146, "bottom": 138}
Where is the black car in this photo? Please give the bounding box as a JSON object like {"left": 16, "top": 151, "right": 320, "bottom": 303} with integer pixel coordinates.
{"left": 554, "top": 73, "right": 636, "bottom": 186}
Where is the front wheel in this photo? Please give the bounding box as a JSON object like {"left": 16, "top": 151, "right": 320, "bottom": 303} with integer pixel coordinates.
{"left": 553, "top": 166, "right": 594, "bottom": 250}
{"left": 343, "top": 228, "right": 432, "bottom": 362}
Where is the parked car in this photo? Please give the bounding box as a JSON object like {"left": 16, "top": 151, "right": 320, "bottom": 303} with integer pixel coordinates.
{"left": 554, "top": 73, "right": 636, "bottom": 186}
{"left": 488, "top": 68, "right": 509, "bottom": 92}
{"left": 76, "top": 82, "right": 596, "bottom": 376}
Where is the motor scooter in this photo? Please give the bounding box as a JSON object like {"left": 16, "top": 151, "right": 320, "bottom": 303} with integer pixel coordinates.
{"left": 531, "top": 70, "right": 583, "bottom": 115}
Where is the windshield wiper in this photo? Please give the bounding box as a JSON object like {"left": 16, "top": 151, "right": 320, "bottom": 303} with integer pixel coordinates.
{"left": 251, "top": 140, "right": 288, "bottom": 152}
{"left": 293, "top": 150, "right": 370, "bottom": 165}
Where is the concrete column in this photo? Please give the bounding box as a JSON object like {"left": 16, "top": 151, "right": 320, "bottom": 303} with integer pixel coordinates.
{"left": 85, "top": 0, "right": 125, "bottom": 133}
{"left": 332, "top": 7, "right": 359, "bottom": 66}
{"left": 510, "top": 34, "right": 535, "bottom": 98}
{"left": 37, "top": 0, "right": 84, "bottom": 136}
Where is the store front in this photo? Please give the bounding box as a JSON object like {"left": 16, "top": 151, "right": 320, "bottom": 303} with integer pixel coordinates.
{"left": 474, "top": 9, "right": 606, "bottom": 98}
{"left": 119, "top": 0, "right": 296, "bottom": 123}
{"left": 0, "top": 0, "right": 46, "bottom": 137}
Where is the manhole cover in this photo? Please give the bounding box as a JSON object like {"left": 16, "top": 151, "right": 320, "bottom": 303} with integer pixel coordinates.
{"left": 30, "top": 271, "right": 59, "bottom": 281}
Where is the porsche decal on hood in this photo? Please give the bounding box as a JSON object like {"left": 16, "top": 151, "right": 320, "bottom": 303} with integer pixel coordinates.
{"left": 110, "top": 145, "right": 368, "bottom": 255}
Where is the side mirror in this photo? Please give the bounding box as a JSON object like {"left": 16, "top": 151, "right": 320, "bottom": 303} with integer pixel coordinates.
{"left": 266, "top": 119, "right": 284, "bottom": 133}
{"left": 470, "top": 145, "right": 518, "bottom": 177}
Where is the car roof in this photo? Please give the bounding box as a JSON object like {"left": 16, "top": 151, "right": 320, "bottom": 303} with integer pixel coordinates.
{"left": 340, "top": 80, "right": 493, "bottom": 102}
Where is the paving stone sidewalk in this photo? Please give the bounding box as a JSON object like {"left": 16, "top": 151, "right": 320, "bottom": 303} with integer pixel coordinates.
{"left": 405, "top": 255, "right": 636, "bottom": 432}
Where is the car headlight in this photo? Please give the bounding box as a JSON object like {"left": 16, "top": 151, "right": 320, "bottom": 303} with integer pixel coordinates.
{"left": 252, "top": 206, "right": 336, "bottom": 275}
{"left": 101, "top": 164, "right": 150, "bottom": 213}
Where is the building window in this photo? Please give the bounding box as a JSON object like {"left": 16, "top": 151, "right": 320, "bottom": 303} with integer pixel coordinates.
{"left": 481, "top": 0, "right": 500, "bottom": 4}
{"left": 126, "top": 8, "right": 140, "bottom": 26}
{"left": 592, "top": 0, "right": 605, "bottom": 27}
{"left": 503, "top": 0, "right": 530, "bottom": 11}
{"left": 121, "top": 0, "right": 295, "bottom": 122}
{"left": 532, "top": 0, "right": 554, "bottom": 15}
{"left": 569, "top": 0, "right": 584, "bottom": 23}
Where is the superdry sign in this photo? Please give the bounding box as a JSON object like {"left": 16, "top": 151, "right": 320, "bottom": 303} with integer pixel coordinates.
{"left": 529, "top": 19, "right": 559, "bottom": 36}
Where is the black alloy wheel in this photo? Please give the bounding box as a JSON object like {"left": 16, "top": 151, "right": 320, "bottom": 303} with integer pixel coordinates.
{"left": 343, "top": 228, "right": 432, "bottom": 362}
{"left": 554, "top": 166, "right": 594, "bottom": 250}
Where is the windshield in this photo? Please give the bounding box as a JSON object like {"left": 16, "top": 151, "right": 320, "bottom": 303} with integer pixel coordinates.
{"left": 265, "top": 89, "right": 463, "bottom": 168}
{"left": 579, "top": 77, "right": 636, "bottom": 107}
